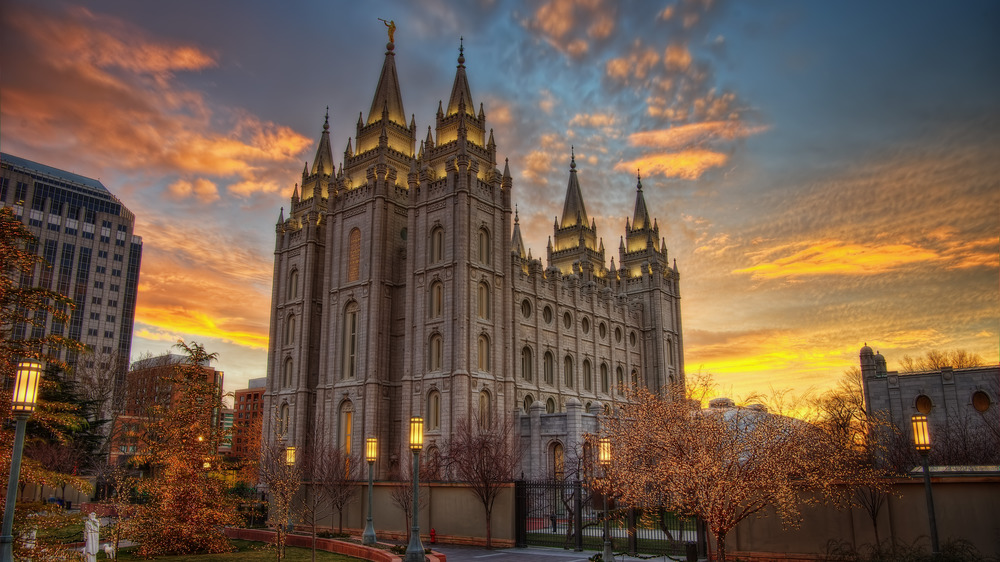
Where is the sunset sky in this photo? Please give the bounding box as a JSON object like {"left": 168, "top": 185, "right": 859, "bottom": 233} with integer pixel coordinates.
{"left": 2, "top": 0, "right": 997, "bottom": 401}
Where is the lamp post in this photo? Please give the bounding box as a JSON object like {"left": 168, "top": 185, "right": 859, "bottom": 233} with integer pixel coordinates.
{"left": 1, "top": 360, "right": 44, "bottom": 562}
{"left": 911, "top": 414, "right": 939, "bottom": 556}
{"left": 362, "top": 437, "right": 377, "bottom": 545}
{"left": 599, "top": 437, "right": 614, "bottom": 562}
{"left": 404, "top": 417, "right": 425, "bottom": 562}
{"left": 285, "top": 446, "right": 296, "bottom": 467}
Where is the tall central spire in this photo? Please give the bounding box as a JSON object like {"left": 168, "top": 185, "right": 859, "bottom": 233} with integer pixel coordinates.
{"left": 560, "top": 148, "right": 589, "bottom": 228}
{"left": 446, "top": 37, "right": 475, "bottom": 117}
{"left": 367, "top": 41, "right": 407, "bottom": 126}
{"left": 311, "top": 108, "right": 334, "bottom": 176}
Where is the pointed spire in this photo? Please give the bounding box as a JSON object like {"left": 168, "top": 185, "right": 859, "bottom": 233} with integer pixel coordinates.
{"left": 410, "top": 114, "right": 416, "bottom": 131}
{"left": 310, "top": 109, "right": 335, "bottom": 176}
{"left": 292, "top": 183, "right": 300, "bottom": 203}
{"left": 277, "top": 206, "right": 284, "bottom": 224}
{"left": 446, "top": 37, "right": 476, "bottom": 117}
{"left": 345, "top": 138, "right": 353, "bottom": 158}
{"left": 478, "top": 102, "right": 485, "bottom": 121}
{"left": 632, "top": 169, "right": 651, "bottom": 230}
{"left": 302, "top": 161, "right": 308, "bottom": 177}
{"left": 425, "top": 126, "right": 434, "bottom": 149}
{"left": 559, "top": 147, "right": 589, "bottom": 228}
{"left": 487, "top": 128, "right": 496, "bottom": 149}
{"left": 367, "top": 40, "right": 406, "bottom": 126}
{"left": 511, "top": 206, "right": 526, "bottom": 258}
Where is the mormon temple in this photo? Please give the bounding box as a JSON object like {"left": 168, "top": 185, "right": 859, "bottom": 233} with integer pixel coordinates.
{"left": 262, "top": 35, "right": 685, "bottom": 479}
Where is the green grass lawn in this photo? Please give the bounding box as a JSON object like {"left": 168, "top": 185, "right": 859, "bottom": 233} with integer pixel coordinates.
{"left": 109, "top": 539, "right": 363, "bottom": 561}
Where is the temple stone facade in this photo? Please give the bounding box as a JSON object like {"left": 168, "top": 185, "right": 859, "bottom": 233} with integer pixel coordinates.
{"left": 262, "top": 38, "right": 684, "bottom": 479}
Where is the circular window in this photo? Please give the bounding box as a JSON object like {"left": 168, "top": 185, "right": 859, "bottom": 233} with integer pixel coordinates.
{"left": 629, "top": 331, "right": 637, "bottom": 347}
{"left": 543, "top": 306, "right": 553, "bottom": 324}
{"left": 521, "top": 299, "right": 532, "bottom": 318}
{"left": 563, "top": 312, "right": 572, "bottom": 329}
{"left": 972, "top": 391, "right": 991, "bottom": 413}
{"left": 523, "top": 395, "right": 534, "bottom": 413}
{"left": 615, "top": 327, "right": 622, "bottom": 343}
{"left": 582, "top": 317, "right": 590, "bottom": 334}
{"left": 915, "top": 394, "right": 932, "bottom": 414}
{"left": 599, "top": 322, "right": 607, "bottom": 339}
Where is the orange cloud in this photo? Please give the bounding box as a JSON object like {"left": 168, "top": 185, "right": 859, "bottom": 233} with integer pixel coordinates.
{"left": 615, "top": 149, "right": 728, "bottom": 180}
{"left": 735, "top": 240, "right": 940, "bottom": 281}
{"left": 527, "top": 0, "right": 616, "bottom": 58}
{"left": 628, "top": 121, "right": 768, "bottom": 150}
{"left": 605, "top": 43, "right": 660, "bottom": 83}
{"left": 0, "top": 4, "right": 311, "bottom": 199}
{"left": 569, "top": 113, "right": 617, "bottom": 128}
{"left": 167, "top": 178, "right": 219, "bottom": 202}
{"left": 664, "top": 43, "right": 692, "bottom": 72}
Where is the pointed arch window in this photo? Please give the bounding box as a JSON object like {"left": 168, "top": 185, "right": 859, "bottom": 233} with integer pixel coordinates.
{"left": 283, "top": 358, "right": 294, "bottom": 387}
{"left": 479, "top": 391, "right": 491, "bottom": 429}
{"left": 338, "top": 401, "right": 353, "bottom": 455}
{"left": 521, "top": 347, "right": 533, "bottom": 381}
{"left": 429, "top": 281, "right": 444, "bottom": 319}
{"left": 287, "top": 269, "right": 299, "bottom": 300}
{"left": 477, "top": 334, "right": 491, "bottom": 371}
{"left": 430, "top": 226, "right": 444, "bottom": 264}
{"left": 428, "top": 391, "right": 441, "bottom": 431}
{"left": 284, "top": 314, "right": 296, "bottom": 346}
{"left": 348, "top": 228, "right": 361, "bottom": 281}
{"left": 429, "top": 334, "right": 443, "bottom": 371}
{"left": 631, "top": 369, "right": 639, "bottom": 388}
{"left": 563, "top": 355, "right": 574, "bottom": 388}
{"left": 543, "top": 352, "right": 555, "bottom": 384}
{"left": 478, "top": 228, "right": 491, "bottom": 265}
{"left": 279, "top": 403, "right": 290, "bottom": 435}
{"left": 342, "top": 302, "right": 359, "bottom": 379}
{"left": 477, "top": 282, "right": 491, "bottom": 320}
{"left": 583, "top": 359, "right": 592, "bottom": 391}
{"left": 616, "top": 366, "right": 624, "bottom": 395}
{"left": 552, "top": 442, "right": 565, "bottom": 480}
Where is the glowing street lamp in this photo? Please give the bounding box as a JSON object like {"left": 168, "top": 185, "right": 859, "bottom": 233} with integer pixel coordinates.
{"left": 362, "top": 437, "right": 378, "bottom": 545}
{"left": 2, "top": 360, "right": 44, "bottom": 562}
{"left": 911, "top": 414, "right": 939, "bottom": 555}
{"left": 286, "top": 446, "right": 296, "bottom": 467}
{"left": 599, "top": 437, "right": 614, "bottom": 562}
{"left": 404, "top": 417, "right": 425, "bottom": 562}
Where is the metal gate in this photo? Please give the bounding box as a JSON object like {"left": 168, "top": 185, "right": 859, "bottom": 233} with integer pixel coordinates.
{"left": 514, "top": 479, "right": 704, "bottom": 558}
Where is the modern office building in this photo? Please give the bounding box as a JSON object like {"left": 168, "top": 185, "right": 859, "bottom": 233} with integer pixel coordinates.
{"left": 263, "top": 37, "right": 685, "bottom": 479}
{"left": 0, "top": 153, "right": 142, "bottom": 372}
{"left": 232, "top": 377, "right": 267, "bottom": 459}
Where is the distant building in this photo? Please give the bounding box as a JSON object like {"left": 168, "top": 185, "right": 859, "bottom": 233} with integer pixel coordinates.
{"left": 219, "top": 408, "right": 234, "bottom": 453}
{"left": 111, "top": 353, "right": 225, "bottom": 465}
{"left": 232, "top": 377, "right": 266, "bottom": 459}
{"left": 860, "top": 345, "right": 999, "bottom": 455}
{"left": 0, "top": 153, "right": 142, "bottom": 371}
{"left": 264, "top": 38, "right": 685, "bottom": 479}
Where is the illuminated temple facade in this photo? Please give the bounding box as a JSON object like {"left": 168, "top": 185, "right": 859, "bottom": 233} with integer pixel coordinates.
{"left": 263, "top": 39, "right": 684, "bottom": 478}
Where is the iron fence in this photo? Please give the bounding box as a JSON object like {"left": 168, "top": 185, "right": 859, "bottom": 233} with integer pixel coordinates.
{"left": 514, "top": 479, "right": 704, "bottom": 558}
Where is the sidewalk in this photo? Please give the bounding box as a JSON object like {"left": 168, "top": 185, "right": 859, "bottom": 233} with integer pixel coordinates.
{"left": 431, "top": 543, "right": 690, "bottom": 562}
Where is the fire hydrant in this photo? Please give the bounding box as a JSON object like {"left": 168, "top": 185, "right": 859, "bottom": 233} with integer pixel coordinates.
{"left": 430, "top": 528, "right": 436, "bottom": 544}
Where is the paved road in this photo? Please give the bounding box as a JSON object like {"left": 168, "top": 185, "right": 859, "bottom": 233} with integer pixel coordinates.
{"left": 431, "top": 544, "right": 688, "bottom": 562}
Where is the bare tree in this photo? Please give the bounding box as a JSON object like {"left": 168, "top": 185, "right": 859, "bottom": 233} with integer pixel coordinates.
{"left": 442, "top": 413, "right": 523, "bottom": 549}
{"left": 388, "top": 461, "right": 428, "bottom": 537}
{"left": 258, "top": 420, "right": 301, "bottom": 561}
{"left": 299, "top": 442, "right": 358, "bottom": 557}
{"left": 601, "top": 387, "right": 863, "bottom": 562}
{"left": 898, "top": 349, "right": 984, "bottom": 372}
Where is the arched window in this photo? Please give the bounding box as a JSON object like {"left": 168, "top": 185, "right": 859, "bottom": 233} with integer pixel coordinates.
{"left": 600, "top": 363, "right": 609, "bottom": 393}
{"left": 338, "top": 401, "right": 353, "bottom": 455}
{"left": 428, "top": 391, "right": 441, "bottom": 430}
{"left": 631, "top": 369, "right": 639, "bottom": 388}
{"left": 342, "top": 302, "right": 358, "bottom": 379}
{"left": 546, "top": 397, "right": 556, "bottom": 413}
{"left": 521, "top": 347, "right": 533, "bottom": 381}
{"left": 544, "top": 352, "right": 554, "bottom": 384}
{"left": 477, "top": 334, "right": 490, "bottom": 371}
{"left": 552, "top": 442, "right": 565, "bottom": 480}
{"left": 583, "top": 359, "right": 592, "bottom": 391}
{"left": 284, "top": 314, "right": 295, "bottom": 346}
{"left": 348, "top": 228, "right": 361, "bottom": 282}
{"left": 477, "top": 282, "right": 491, "bottom": 320}
{"left": 287, "top": 269, "right": 299, "bottom": 300}
{"left": 479, "top": 391, "right": 491, "bottom": 429}
{"left": 668, "top": 338, "right": 674, "bottom": 365}
{"left": 429, "top": 281, "right": 443, "bottom": 319}
{"left": 563, "top": 355, "right": 574, "bottom": 388}
{"left": 523, "top": 394, "right": 534, "bottom": 413}
{"left": 283, "top": 358, "right": 294, "bottom": 387}
{"left": 616, "top": 366, "right": 624, "bottom": 394}
{"left": 430, "top": 227, "right": 444, "bottom": 264}
{"left": 478, "top": 228, "right": 491, "bottom": 265}
{"left": 279, "top": 403, "right": 290, "bottom": 435}
{"left": 429, "top": 334, "right": 443, "bottom": 371}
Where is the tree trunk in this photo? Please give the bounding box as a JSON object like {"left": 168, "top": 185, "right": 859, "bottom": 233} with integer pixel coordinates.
{"left": 716, "top": 529, "right": 727, "bottom": 562}
{"left": 485, "top": 508, "right": 493, "bottom": 549}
